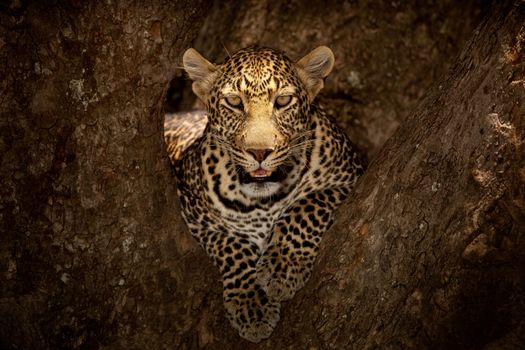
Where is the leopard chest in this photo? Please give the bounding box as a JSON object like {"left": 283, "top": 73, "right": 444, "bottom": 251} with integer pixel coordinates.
{"left": 208, "top": 197, "right": 284, "bottom": 253}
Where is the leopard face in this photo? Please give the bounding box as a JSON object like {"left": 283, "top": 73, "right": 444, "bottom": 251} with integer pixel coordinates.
{"left": 183, "top": 46, "right": 334, "bottom": 198}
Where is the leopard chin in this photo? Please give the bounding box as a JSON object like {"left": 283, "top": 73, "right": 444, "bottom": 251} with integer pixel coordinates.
{"left": 240, "top": 181, "right": 283, "bottom": 198}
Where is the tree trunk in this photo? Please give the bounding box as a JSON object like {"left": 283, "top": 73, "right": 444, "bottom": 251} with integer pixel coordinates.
{"left": 0, "top": 1, "right": 212, "bottom": 349}
{"left": 1, "top": 1, "right": 524, "bottom": 350}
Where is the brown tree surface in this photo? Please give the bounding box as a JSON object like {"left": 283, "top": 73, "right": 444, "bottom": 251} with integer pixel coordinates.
{"left": 1, "top": 1, "right": 524, "bottom": 349}
{"left": 0, "top": 1, "right": 212, "bottom": 349}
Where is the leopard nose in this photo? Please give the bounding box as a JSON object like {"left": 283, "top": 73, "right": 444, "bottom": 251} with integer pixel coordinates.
{"left": 246, "top": 148, "right": 274, "bottom": 163}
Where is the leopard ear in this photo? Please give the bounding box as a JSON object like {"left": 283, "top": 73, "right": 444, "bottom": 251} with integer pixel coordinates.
{"left": 183, "top": 48, "right": 218, "bottom": 101}
{"left": 296, "top": 46, "right": 334, "bottom": 100}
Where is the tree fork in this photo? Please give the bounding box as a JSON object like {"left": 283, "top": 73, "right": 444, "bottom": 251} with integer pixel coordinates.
{"left": 1, "top": 1, "right": 524, "bottom": 349}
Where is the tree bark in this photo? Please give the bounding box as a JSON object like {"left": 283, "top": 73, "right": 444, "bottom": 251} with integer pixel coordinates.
{"left": 0, "top": 1, "right": 212, "bottom": 349}
{"left": 1, "top": 1, "right": 524, "bottom": 350}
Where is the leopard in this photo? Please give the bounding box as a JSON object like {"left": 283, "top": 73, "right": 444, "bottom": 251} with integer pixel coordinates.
{"left": 164, "top": 46, "right": 365, "bottom": 342}
{"left": 165, "top": 110, "right": 207, "bottom": 161}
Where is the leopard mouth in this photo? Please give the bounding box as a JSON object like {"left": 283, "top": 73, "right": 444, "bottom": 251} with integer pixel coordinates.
{"left": 239, "top": 166, "right": 288, "bottom": 184}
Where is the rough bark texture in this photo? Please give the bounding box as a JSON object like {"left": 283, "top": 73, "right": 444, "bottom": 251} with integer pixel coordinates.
{"left": 0, "top": 1, "right": 212, "bottom": 349}
{"left": 1, "top": 0, "right": 524, "bottom": 349}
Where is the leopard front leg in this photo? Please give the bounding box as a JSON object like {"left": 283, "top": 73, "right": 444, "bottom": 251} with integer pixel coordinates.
{"left": 256, "top": 188, "right": 347, "bottom": 301}
{"left": 198, "top": 231, "right": 280, "bottom": 343}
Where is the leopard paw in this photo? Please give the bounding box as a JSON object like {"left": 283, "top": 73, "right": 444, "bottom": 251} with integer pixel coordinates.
{"left": 256, "top": 252, "right": 312, "bottom": 301}
{"left": 265, "top": 266, "right": 309, "bottom": 301}
{"left": 224, "top": 287, "right": 281, "bottom": 343}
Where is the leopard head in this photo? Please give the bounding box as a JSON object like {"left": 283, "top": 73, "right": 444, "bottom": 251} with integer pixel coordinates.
{"left": 183, "top": 46, "right": 334, "bottom": 198}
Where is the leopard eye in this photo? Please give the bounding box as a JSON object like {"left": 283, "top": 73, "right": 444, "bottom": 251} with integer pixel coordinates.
{"left": 275, "top": 95, "right": 292, "bottom": 108}
{"left": 224, "top": 96, "right": 243, "bottom": 109}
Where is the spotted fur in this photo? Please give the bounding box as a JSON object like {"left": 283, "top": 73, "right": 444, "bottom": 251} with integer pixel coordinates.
{"left": 165, "top": 46, "right": 365, "bottom": 342}
{"left": 164, "top": 111, "right": 207, "bottom": 162}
